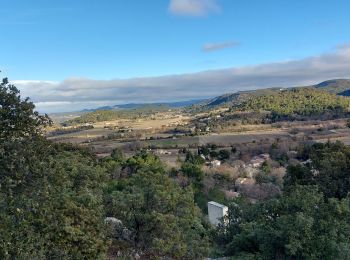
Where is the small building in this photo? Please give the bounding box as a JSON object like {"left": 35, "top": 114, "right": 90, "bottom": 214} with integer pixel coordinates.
{"left": 210, "top": 160, "right": 221, "bottom": 167}
{"left": 208, "top": 201, "right": 228, "bottom": 226}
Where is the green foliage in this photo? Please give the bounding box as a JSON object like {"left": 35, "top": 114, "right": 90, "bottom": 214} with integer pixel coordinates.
{"left": 189, "top": 87, "right": 283, "bottom": 112}
{"left": 218, "top": 149, "right": 230, "bottom": 161}
{"left": 0, "top": 76, "right": 210, "bottom": 259}
{"left": 0, "top": 139, "right": 107, "bottom": 259}
{"left": 111, "top": 147, "right": 125, "bottom": 162}
{"left": 106, "top": 167, "right": 209, "bottom": 258}
{"left": 195, "top": 187, "right": 228, "bottom": 215}
{"left": 284, "top": 164, "right": 315, "bottom": 187}
{"left": 208, "top": 187, "right": 227, "bottom": 205}
{"left": 123, "top": 150, "right": 165, "bottom": 175}
{"left": 0, "top": 78, "right": 107, "bottom": 258}
{"left": 285, "top": 141, "right": 350, "bottom": 199}
{"left": 210, "top": 150, "right": 219, "bottom": 158}
{"left": 65, "top": 105, "right": 173, "bottom": 125}
{"left": 314, "top": 79, "right": 350, "bottom": 94}
{"left": 185, "top": 150, "right": 205, "bottom": 165}
{"left": 261, "top": 161, "right": 271, "bottom": 174}
{"left": 48, "top": 124, "right": 93, "bottom": 136}
{"left": 181, "top": 162, "right": 204, "bottom": 184}
{"left": 215, "top": 142, "right": 350, "bottom": 258}
{"left": 236, "top": 88, "right": 350, "bottom": 120}
{"left": 215, "top": 186, "right": 350, "bottom": 259}
{"left": 198, "top": 146, "right": 210, "bottom": 156}
{"left": 276, "top": 152, "right": 289, "bottom": 166}
{"left": 0, "top": 78, "right": 51, "bottom": 141}
{"left": 66, "top": 110, "right": 122, "bottom": 124}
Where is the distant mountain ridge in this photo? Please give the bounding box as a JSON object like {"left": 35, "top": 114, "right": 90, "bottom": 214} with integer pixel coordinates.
{"left": 58, "top": 79, "right": 350, "bottom": 116}
{"left": 190, "top": 79, "right": 350, "bottom": 111}
{"left": 81, "top": 99, "right": 205, "bottom": 112}
{"left": 313, "top": 79, "right": 350, "bottom": 95}
{"left": 204, "top": 88, "right": 283, "bottom": 108}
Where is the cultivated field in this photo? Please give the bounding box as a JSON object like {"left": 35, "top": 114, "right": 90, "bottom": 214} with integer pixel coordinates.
{"left": 48, "top": 109, "right": 350, "bottom": 166}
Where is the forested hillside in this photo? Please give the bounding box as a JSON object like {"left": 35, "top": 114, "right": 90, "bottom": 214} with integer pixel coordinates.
{"left": 188, "top": 88, "right": 283, "bottom": 112}
{"left": 314, "top": 79, "right": 350, "bottom": 94}
{"left": 235, "top": 88, "right": 350, "bottom": 120}
{"left": 64, "top": 105, "right": 171, "bottom": 125}
{"left": 188, "top": 79, "right": 350, "bottom": 113}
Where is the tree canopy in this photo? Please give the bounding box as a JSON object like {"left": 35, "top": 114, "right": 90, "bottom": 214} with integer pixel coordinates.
{"left": 0, "top": 78, "right": 51, "bottom": 141}
{"left": 0, "top": 78, "right": 209, "bottom": 259}
{"left": 102, "top": 151, "right": 209, "bottom": 259}
{"left": 215, "top": 186, "right": 350, "bottom": 259}
{"left": 214, "top": 141, "right": 350, "bottom": 259}
{"left": 0, "top": 79, "right": 107, "bottom": 258}
{"left": 235, "top": 88, "right": 350, "bottom": 120}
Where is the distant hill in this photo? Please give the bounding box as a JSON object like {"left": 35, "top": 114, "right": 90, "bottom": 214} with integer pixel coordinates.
{"left": 63, "top": 101, "right": 204, "bottom": 125}
{"left": 235, "top": 87, "right": 350, "bottom": 119}
{"left": 82, "top": 99, "right": 204, "bottom": 112}
{"left": 312, "top": 79, "right": 350, "bottom": 95}
{"left": 205, "top": 88, "right": 283, "bottom": 107}
{"left": 189, "top": 79, "right": 350, "bottom": 111}
{"left": 188, "top": 88, "right": 284, "bottom": 112}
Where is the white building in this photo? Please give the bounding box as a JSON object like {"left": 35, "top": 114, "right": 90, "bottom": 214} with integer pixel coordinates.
{"left": 210, "top": 160, "right": 221, "bottom": 167}
{"left": 208, "top": 201, "right": 228, "bottom": 226}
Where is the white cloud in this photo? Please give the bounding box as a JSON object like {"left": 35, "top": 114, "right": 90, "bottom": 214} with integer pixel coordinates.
{"left": 12, "top": 44, "right": 350, "bottom": 113}
{"left": 203, "top": 41, "right": 239, "bottom": 52}
{"left": 169, "top": 0, "right": 221, "bottom": 17}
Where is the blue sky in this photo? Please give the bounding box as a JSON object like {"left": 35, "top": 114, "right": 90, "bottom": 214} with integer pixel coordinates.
{"left": 1, "top": 0, "right": 350, "bottom": 112}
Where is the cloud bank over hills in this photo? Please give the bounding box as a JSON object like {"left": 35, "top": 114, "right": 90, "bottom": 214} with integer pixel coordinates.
{"left": 14, "top": 45, "right": 350, "bottom": 113}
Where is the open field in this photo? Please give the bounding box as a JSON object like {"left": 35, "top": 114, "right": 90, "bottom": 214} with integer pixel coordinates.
{"left": 92, "top": 114, "right": 190, "bottom": 129}
{"left": 55, "top": 122, "right": 350, "bottom": 158}
{"left": 48, "top": 107, "right": 350, "bottom": 164}
{"left": 48, "top": 112, "right": 191, "bottom": 143}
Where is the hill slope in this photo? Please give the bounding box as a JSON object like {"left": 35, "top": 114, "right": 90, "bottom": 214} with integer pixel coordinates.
{"left": 235, "top": 88, "right": 350, "bottom": 118}
{"left": 190, "top": 79, "right": 350, "bottom": 112}
{"left": 189, "top": 88, "right": 283, "bottom": 112}
{"left": 313, "top": 79, "right": 350, "bottom": 95}
{"left": 82, "top": 99, "right": 204, "bottom": 112}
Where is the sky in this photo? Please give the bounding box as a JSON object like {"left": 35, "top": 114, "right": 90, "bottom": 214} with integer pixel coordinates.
{"left": 1, "top": 0, "right": 350, "bottom": 112}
